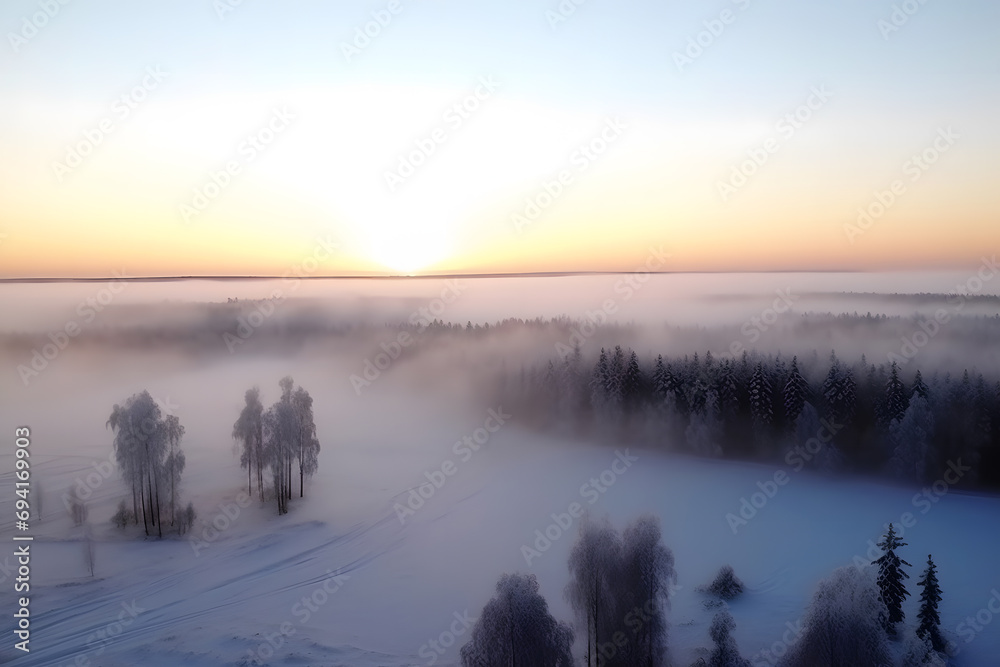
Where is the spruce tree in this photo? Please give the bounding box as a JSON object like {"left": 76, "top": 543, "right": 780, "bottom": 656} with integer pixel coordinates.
{"left": 874, "top": 523, "right": 911, "bottom": 634}
{"left": 917, "top": 554, "right": 945, "bottom": 652}
{"left": 749, "top": 362, "right": 773, "bottom": 432}
{"left": 783, "top": 356, "right": 809, "bottom": 426}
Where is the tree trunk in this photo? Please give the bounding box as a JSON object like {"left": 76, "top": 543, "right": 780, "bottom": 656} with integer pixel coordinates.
{"left": 139, "top": 472, "right": 149, "bottom": 536}
{"left": 154, "top": 473, "right": 162, "bottom": 538}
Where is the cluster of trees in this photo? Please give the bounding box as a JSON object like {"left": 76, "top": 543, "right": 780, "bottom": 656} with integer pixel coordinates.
{"left": 783, "top": 524, "right": 948, "bottom": 666}
{"left": 461, "top": 514, "right": 679, "bottom": 667}
{"left": 509, "top": 346, "right": 1000, "bottom": 488}
{"left": 106, "top": 390, "right": 193, "bottom": 537}
{"left": 101, "top": 377, "right": 320, "bottom": 539}
{"left": 460, "top": 518, "right": 950, "bottom": 666}
{"left": 233, "top": 377, "right": 320, "bottom": 515}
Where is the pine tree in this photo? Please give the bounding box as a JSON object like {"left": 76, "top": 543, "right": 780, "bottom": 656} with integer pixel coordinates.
{"left": 783, "top": 356, "right": 809, "bottom": 427}
{"left": 881, "top": 362, "right": 909, "bottom": 427}
{"left": 874, "top": 523, "right": 911, "bottom": 633}
{"left": 591, "top": 348, "right": 609, "bottom": 413}
{"left": 887, "top": 395, "right": 935, "bottom": 483}
{"left": 749, "top": 363, "right": 773, "bottom": 434}
{"left": 911, "top": 370, "right": 929, "bottom": 400}
{"left": 916, "top": 554, "right": 945, "bottom": 652}
{"left": 621, "top": 350, "right": 644, "bottom": 413}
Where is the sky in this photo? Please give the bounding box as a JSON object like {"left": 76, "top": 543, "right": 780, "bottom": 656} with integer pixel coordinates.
{"left": 0, "top": 0, "right": 997, "bottom": 278}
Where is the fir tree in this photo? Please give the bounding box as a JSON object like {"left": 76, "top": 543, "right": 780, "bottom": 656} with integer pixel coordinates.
{"left": 881, "top": 362, "right": 909, "bottom": 427}
{"left": 783, "top": 356, "right": 809, "bottom": 427}
{"left": 874, "top": 523, "right": 911, "bottom": 634}
{"left": 749, "top": 363, "right": 773, "bottom": 434}
{"left": 911, "top": 370, "right": 929, "bottom": 400}
{"left": 916, "top": 554, "right": 945, "bottom": 652}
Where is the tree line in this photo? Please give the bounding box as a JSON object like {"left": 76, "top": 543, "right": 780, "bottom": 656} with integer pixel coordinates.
{"left": 459, "top": 517, "right": 951, "bottom": 667}
{"left": 507, "top": 346, "right": 1000, "bottom": 489}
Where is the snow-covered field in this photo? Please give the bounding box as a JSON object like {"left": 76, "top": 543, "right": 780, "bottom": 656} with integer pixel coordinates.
{"left": 2, "top": 347, "right": 998, "bottom": 666}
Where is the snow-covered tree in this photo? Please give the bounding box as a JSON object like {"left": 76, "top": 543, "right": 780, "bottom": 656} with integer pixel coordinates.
{"left": 622, "top": 350, "right": 644, "bottom": 413}
{"left": 880, "top": 361, "right": 909, "bottom": 427}
{"left": 292, "top": 386, "right": 320, "bottom": 497}
{"left": 874, "top": 523, "right": 911, "bottom": 634}
{"left": 795, "top": 402, "right": 841, "bottom": 472}
{"left": 911, "top": 370, "right": 929, "bottom": 400}
{"left": 781, "top": 566, "right": 892, "bottom": 667}
{"left": 263, "top": 397, "right": 296, "bottom": 515}
{"left": 566, "top": 514, "right": 675, "bottom": 666}
{"left": 708, "top": 608, "right": 751, "bottom": 667}
{"left": 783, "top": 356, "right": 809, "bottom": 427}
{"left": 686, "top": 389, "right": 723, "bottom": 457}
{"left": 749, "top": 363, "right": 773, "bottom": 435}
{"left": 233, "top": 387, "right": 265, "bottom": 499}
{"left": 916, "top": 554, "right": 945, "bottom": 652}
{"left": 702, "top": 565, "right": 744, "bottom": 601}
{"left": 107, "top": 390, "right": 185, "bottom": 538}
{"left": 163, "top": 414, "right": 185, "bottom": 526}
{"left": 460, "top": 573, "right": 574, "bottom": 667}
{"left": 566, "top": 515, "right": 621, "bottom": 666}
{"left": 887, "top": 395, "right": 935, "bottom": 483}
{"left": 619, "top": 514, "right": 675, "bottom": 665}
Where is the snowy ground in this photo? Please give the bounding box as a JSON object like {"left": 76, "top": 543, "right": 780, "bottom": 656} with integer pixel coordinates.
{"left": 2, "top": 349, "right": 999, "bottom": 666}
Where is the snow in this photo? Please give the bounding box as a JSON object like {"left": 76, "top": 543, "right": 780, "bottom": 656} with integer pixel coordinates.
{"left": 2, "top": 353, "right": 998, "bottom": 666}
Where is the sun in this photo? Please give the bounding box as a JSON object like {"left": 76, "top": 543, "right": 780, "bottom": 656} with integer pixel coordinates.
{"left": 367, "top": 228, "right": 451, "bottom": 275}
{"left": 353, "top": 193, "right": 456, "bottom": 275}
